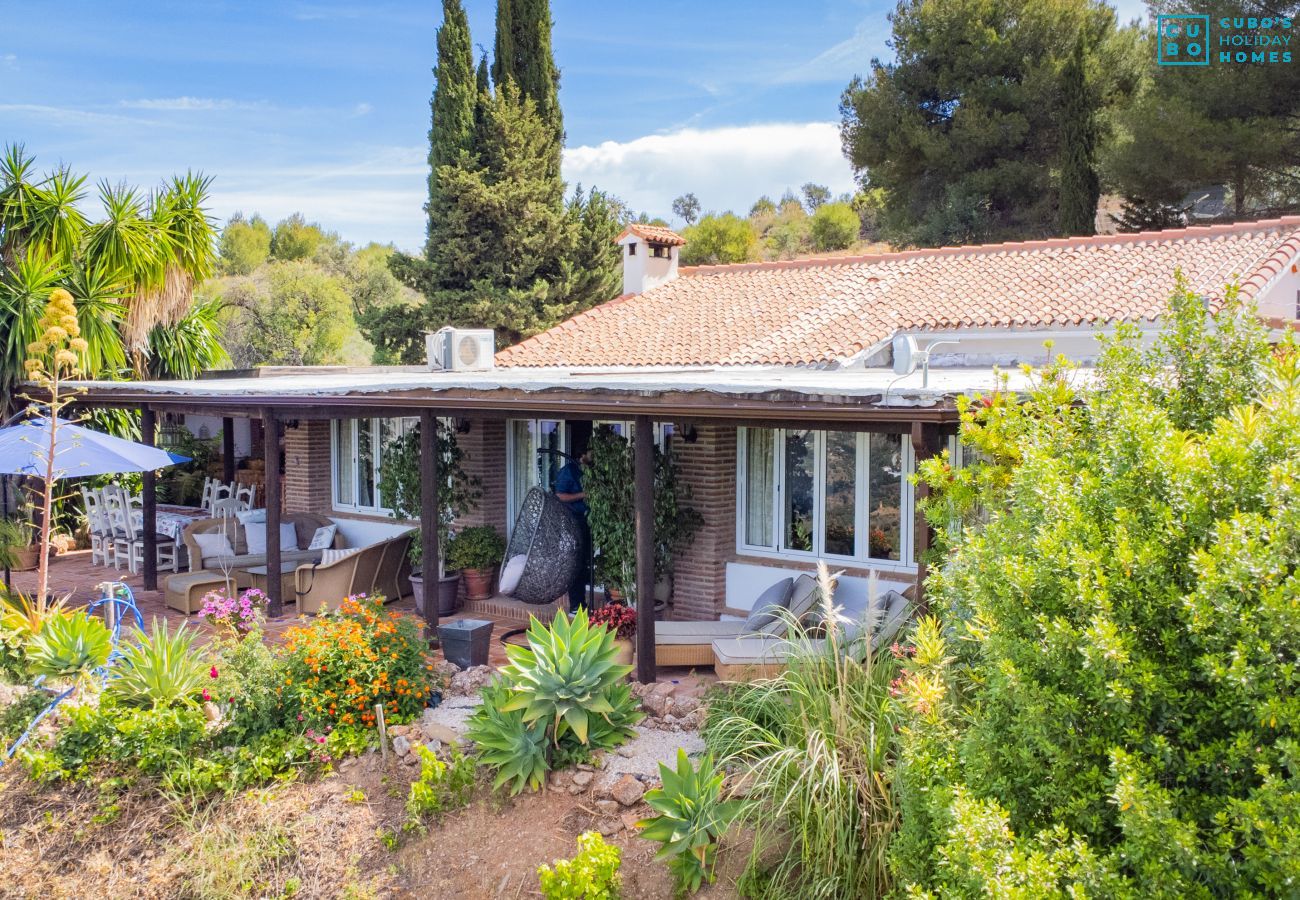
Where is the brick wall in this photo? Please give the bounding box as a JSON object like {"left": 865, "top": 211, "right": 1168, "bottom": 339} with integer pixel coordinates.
{"left": 452, "top": 418, "right": 508, "bottom": 534}
{"left": 670, "top": 425, "right": 736, "bottom": 620}
{"left": 283, "top": 420, "right": 333, "bottom": 515}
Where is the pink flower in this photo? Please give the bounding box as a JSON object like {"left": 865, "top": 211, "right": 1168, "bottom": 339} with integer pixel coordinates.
{"left": 209, "top": 666, "right": 219, "bottom": 679}
{"left": 297, "top": 713, "right": 304, "bottom": 721}
{"left": 202, "top": 688, "right": 210, "bottom": 701}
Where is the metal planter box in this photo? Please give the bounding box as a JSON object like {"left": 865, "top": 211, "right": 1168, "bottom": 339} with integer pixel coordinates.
{"left": 438, "top": 618, "right": 494, "bottom": 669}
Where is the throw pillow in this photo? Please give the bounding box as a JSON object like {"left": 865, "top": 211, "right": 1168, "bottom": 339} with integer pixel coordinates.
{"left": 192, "top": 531, "right": 235, "bottom": 561}
{"left": 280, "top": 522, "right": 299, "bottom": 552}
{"left": 742, "top": 576, "right": 794, "bottom": 635}
{"left": 321, "top": 547, "right": 360, "bottom": 566}
{"left": 784, "top": 574, "right": 822, "bottom": 629}
{"left": 498, "top": 553, "right": 528, "bottom": 595}
{"left": 840, "top": 590, "right": 908, "bottom": 643}
{"left": 236, "top": 508, "right": 268, "bottom": 525}
{"left": 307, "top": 524, "right": 338, "bottom": 551}
{"left": 243, "top": 522, "right": 267, "bottom": 555}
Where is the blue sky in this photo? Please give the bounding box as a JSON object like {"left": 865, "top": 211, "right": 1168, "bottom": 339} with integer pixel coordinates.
{"left": 0, "top": 0, "right": 1148, "bottom": 250}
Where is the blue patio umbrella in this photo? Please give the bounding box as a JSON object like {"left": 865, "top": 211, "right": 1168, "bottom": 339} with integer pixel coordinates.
{"left": 0, "top": 417, "right": 188, "bottom": 478}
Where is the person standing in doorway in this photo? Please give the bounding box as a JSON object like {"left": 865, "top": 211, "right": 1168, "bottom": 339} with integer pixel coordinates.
{"left": 554, "top": 445, "right": 593, "bottom": 612}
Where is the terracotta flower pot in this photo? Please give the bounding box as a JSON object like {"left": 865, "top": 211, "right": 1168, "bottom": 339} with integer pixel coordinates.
{"left": 12, "top": 545, "right": 40, "bottom": 572}
{"left": 612, "top": 637, "right": 634, "bottom": 667}
{"left": 462, "top": 567, "right": 494, "bottom": 601}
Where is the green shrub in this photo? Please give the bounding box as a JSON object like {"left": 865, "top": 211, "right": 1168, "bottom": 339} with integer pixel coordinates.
{"left": 538, "top": 830, "right": 622, "bottom": 900}
{"left": 469, "top": 610, "right": 641, "bottom": 794}
{"left": 210, "top": 626, "right": 295, "bottom": 744}
{"left": 702, "top": 575, "right": 900, "bottom": 898}
{"left": 25, "top": 611, "right": 111, "bottom": 682}
{"left": 404, "top": 745, "right": 475, "bottom": 829}
{"left": 35, "top": 702, "right": 208, "bottom": 781}
{"left": 106, "top": 619, "right": 210, "bottom": 708}
{"left": 897, "top": 287, "right": 1300, "bottom": 894}
{"left": 636, "top": 749, "right": 738, "bottom": 895}
{"left": 809, "top": 201, "right": 860, "bottom": 251}
{"left": 445, "top": 525, "right": 505, "bottom": 571}
{"left": 0, "top": 688, "right": 48, "bottom": 745}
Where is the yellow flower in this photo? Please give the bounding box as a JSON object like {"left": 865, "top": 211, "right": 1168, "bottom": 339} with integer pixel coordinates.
{"left": 43, "top": 326, "right": 68, "bottom": 343}
{"left": 23, "top": 359, "right": 42, "bottom": 372}
{"left": 54, "top": 349, "right": 78, "bottom": 368}
{"left": 26, "top": 341, "right": 48, "bottom": 355}
{"left": 59, "top": 315, "right": 79, "bottom": 331}
{"left": 69, "top": 338, "right": 88, "bottom": 353}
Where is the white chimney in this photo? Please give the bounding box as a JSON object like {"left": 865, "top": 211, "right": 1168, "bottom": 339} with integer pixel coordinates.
{"left": 615, "top": 224, "right": 685, "bottom": 295}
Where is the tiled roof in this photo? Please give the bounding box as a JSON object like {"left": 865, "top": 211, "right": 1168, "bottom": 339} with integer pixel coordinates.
{"left": 497, "top": 217, "right": 1300, "bottom": 368}
{"left": 616, "top": 223, "right": 687, "bottom": 246}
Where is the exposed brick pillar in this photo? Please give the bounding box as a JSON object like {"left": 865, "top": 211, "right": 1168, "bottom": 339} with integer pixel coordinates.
{"left": 669, "top": 424, "right": 736, "bottom": 620}
{"left": 452, "top": 418, "right": 508, "bottom": 534}
{"left": 283, "top": 420, "right": 334, "bottom": 514}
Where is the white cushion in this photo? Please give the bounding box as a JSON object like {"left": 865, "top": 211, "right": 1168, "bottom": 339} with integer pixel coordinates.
{"left": 498, "top": 554, "right": 528, "bottom": 595}
{"left": 321, "top": 547, "right": 360, "bottom": 566}
{"left": 192, "top": 531, "right": 235, "bottom": 561}
{"left": 741, "top": 577, "right": 794, "bottom": 635}
{"left": 236, "top": 508, "right": 268, "bottom": 525}
{"left": 244, "top": 522, "right": 267, "bottom": 554}
{"left": 280, "top": 522, "right": 298, "bottom": 552}
{"left": 654, "top": 619, "right": 748, "bottom": 645}
{"left": 307, "top": 524, "right": 336, "bottom": 551}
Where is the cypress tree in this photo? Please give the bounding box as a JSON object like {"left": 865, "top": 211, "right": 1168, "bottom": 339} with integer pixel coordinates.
{"left": 1057, "top": 36, "right": 1099, "bottom": 237}
{"left": 491, "top": 0, "right": 514, "bottom": 89}
{"left": 474, "top": 54, "right": 491, "bottom": 139}
{"left": 508, "top": 0, "right": 563, "bottom": 149}
{"left": 426, "top": 0, "right": 476, "bottom": 253}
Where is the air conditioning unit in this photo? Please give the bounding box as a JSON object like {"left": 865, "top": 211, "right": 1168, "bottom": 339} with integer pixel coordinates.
{"left": 426, "top": 327, "right": 496, "bottom": 372}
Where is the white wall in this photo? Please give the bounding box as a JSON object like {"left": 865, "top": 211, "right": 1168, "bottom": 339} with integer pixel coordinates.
{"left": 618, "top": 236, "right": 679, "bottom": 295}
{"left": 183, "top": 415, "right": 252, "bottom": 458}
{"left": 1256, "top": 256, "right": 1300, "bottom": 321}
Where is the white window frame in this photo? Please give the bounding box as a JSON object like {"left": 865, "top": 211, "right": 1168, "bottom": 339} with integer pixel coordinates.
{"left": 330, "top": 417, "right": 416, "bottom": 516}
{"left": 735, "top": 426, "right": 916, "bottom": 571}
{"left": 505, "top": 418, "right": 568, "bottom": 534}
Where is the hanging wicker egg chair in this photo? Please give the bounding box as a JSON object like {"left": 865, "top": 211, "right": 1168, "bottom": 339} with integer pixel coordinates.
{"left": 499, "top": 486, "right": 581, "bottom": 605}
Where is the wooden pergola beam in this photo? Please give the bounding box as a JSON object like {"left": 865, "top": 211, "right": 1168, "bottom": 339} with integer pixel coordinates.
{"left": 222, "top": 417, "right": 235, "bottom": 483}
{"left": 141, "top": 405, "right": 158, "bottom": 592}
{"left": 263, "top": 409, "right": 283, "bottom": 617}
{"left": 419, "top": 409, "right": 440, "bottom": 641}
{"left": 634, "top": 415, "right": 656, "bottom": 683}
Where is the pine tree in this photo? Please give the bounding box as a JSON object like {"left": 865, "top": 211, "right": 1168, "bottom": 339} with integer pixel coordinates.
{"left": 1057, "top": 37, "right": 1099, "bottom": 237}
{"left": 426, "top": 0, "right": 477, "bottom": 253}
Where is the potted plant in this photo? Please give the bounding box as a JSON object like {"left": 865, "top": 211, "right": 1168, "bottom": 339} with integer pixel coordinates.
{"left": 590, "top": 600, "right": 636, "bottom": 665}
{"left": 446, "top": 525, "right": 505, "bottom": 601}
{"left": 376, "top": 420, "right": 481, "bottom": 617}
{"left": 586, "top": 427, "right": 702, "bottom": 606}
{"left": 2, "top": 517, "right": 38, "bottom": 571}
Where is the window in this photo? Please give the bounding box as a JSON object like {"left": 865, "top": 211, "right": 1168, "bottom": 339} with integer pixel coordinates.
{"left": 507, "top": 419, "right": 567, "bottom": 532}
{"left": 737, "top": 427, "right": 914, "bottom": 567}
{"left": 330, "top": 417, "right": 416, "bottom": 515}
{"left": 651, "top": 244, "right": 671, "bottom": 259}
{"left": 627, "top": 242, "right": 637, "bottom": 256}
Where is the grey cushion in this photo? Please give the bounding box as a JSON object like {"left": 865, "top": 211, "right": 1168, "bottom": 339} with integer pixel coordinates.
{"left": 742, "top": 577, "right": 794, "bottom": 634}
{"left": 784, "top": 574, "right": 821, "bottom": 630}
{"left": 840, "top": 590, "right": 911, "bottom": 644}
{"left": 655, "top": 620, "right": 749, "bottom": 645}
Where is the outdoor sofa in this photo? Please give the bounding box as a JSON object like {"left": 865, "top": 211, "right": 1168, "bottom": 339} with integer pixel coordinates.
{"left": 292, "top": 530, "right": 413, "bottom": 614}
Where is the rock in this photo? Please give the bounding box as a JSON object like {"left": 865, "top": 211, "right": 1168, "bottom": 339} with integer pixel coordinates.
{"left": 611, "top": 774, "right": 645, "bottom": 807}
{"left": 450, "top": 665, "right": 495, "bottom": 696}
{"left": 420, "top": 720, "right": 462, "bottom": 746}
{"left": 671, "top": 696, "right": 700, "bottom": 718}
{"left": 595, "top": 799, "right": 620, "bottom": 815}
{"left": 576, "top": 763, "right": 594, "bottom": 772}
{"left": 202, "top": 701, "right": 222, "bottom": 725}
{"left": 392, "top": 735, "right": 411, "bottom": 757}
{"left": 403, "top": 752, "right": 420, "bottom": 766}
{"left": 643, "top": 692, "right": 672, "bottom": 718}
{"left": 616, "top": 746, "right": 635, "bottom": 758}
{"left": 549, "top": 770, "right": 570, "bottom": 791}
{"left": 568, "top": 782, "right": 584, "bottom": 795}
{"left": 622, "top": 812, "right": 642, "bottom": 832}
{"left": 572, "top": 770, "right": 594, "bottom": 788}
{"left": 433, "top": 659, "right": 462, "bottom": 678}
{"left": 597, "top": 817, "right": 622, "bottom": 837}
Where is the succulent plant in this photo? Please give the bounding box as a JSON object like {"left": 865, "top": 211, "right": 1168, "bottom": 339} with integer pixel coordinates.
{"left": 466, "top": 678, "right": 549, "bottom": 795}
{"left": 499, "top": 608, "right": 634, "bottom": 746}
{"left": 637, "top": 749, "right": 740, "bottom": 894}
{"left": 106, "top": 618, "right": 209, "bottom": 708}
{"left": 25, "top": 611, "right": 111, "bottom": 682}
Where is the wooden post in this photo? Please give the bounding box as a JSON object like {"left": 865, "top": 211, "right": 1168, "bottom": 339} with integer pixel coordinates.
{"left": 264, "top": 410, "right": 283, "bottom": 617}
{"left": 221, "top": 417, "right": 236, "bottom": 484}
{"left": 419, "top": 409, "right": 440, "bottom": 641}
{"left": 634, "top": 415, "right": 656, "bottom": 683}
{"left": 141, "top": 405, "right": 158, "bottom": 592}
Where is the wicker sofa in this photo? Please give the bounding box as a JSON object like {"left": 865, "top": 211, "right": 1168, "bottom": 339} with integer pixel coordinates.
{"left": 292, "top": 530, "right": 412, "bottom": 614}
{"left": 181, "top": 513, "right": 342, "bottom": 572}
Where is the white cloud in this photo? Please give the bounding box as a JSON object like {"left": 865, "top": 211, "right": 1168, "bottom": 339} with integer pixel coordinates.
{"left": 119, "top": 97, "right": 267, "bottom": 111}
{"left": 775, "top": 21, "right": 888, "bottom": 85}
{"left": 563, "top": 122, "right": 855, "bottom": 222}
{"left": 2, "top": 54, "right": 16, "bottom": 70}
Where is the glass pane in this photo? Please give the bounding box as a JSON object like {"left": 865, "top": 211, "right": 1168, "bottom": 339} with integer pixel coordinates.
{"left": 868, "top": 432, "right": 903, "bottom": 560}
{"left": 509, "top": 419, "right": 533, "bottom": 520}
{"left": 823, "top": 431, "right": 857, "bottom": 557}
{"left": 357, "top": 419, "right": 375, "bottom": 508}
{"left": 743, "top": 429, "right": 775, "bottom": 548}
{"left": 538, "top": 420, "right": 564, "bottom": 491}
{"left": 783, "top": 430, "right": 815, "bottom": 552}
{"left": 335, "top": 419, "right": 354, "bottom": 506}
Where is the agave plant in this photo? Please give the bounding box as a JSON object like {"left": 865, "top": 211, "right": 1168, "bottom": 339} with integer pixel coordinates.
{"left": 637, "top": 749, "right": 740, "bottom": 894}
{"left": 106, "top": 618, "right": 209, "bottom": 708}
{"left": 465, "top": 679, "right": 550, "bottom": 795}
{"left": 500, "top": 608, "right": 633, "bottom": 746}
{"left": 25, "top": 611, "right": 112, "bottom": 682}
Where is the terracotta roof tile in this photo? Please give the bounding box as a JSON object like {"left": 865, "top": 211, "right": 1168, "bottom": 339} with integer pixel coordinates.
{"left": 497, "top": 217, "right": 1300, "bottom": 368}
{"left": 615, "top": 224, "right": 687, "bottom": 246}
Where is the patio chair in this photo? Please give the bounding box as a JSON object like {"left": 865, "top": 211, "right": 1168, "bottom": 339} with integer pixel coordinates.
{"left": 211, "top": 497, "right": 241, "bottom": 518}
{"left": 294, "top": 542, "right": 385, "bottom": 614}
{"left": 199, "top": 476, "right": 218, "bottom": 512}
{"left": 234, "top": 483, "right": 257, "bottom": 509}
{"left": 499, "top": 486, "right": 581, "bottom": 605}
{"left": 107, "top": 499, "right": 180, "bottom": 576}
{"left": 81, "top": 485, "right": 115, "bottom": 567}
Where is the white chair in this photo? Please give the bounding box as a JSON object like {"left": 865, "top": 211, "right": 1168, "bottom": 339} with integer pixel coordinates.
{"left": 107, "top": 500, "right": 180, "bottom": 576}
{"left": 212, "top": 482, "right": 234, "bottom": 507}
{"left": 103, "top": 491, "right": 133, "bottom": 571}
{"left": 211, "top": 497, "right": 242, "bottom": 518}
{"left": 234, "top": 483, "right": 256, "bottom": 509}
{"left": 81, "top": 486, "right": 114, "bottom": 567}
{"left": 199, "top": 477, "right": 219, "bottom": 512}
